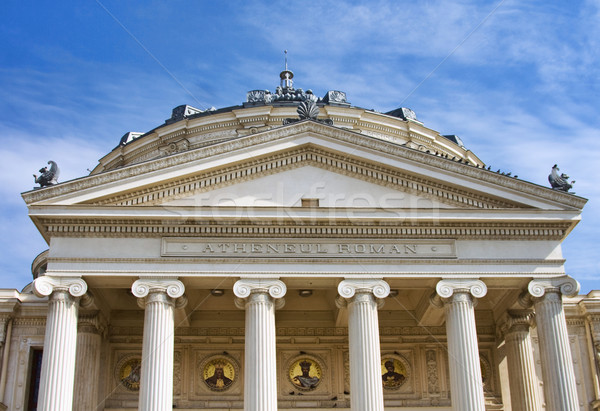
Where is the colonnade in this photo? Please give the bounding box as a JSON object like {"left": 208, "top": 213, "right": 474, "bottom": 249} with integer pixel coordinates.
{"left": 31, "top": 275, "right": 580, "bottom": 411}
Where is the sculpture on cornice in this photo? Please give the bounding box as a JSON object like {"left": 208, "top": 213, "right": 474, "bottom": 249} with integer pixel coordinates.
{"left": 548, "top": 164, "right": 575, "bottom": 192}
{"left": 283, "top": 101, "right": 334, "bottom": 125}
{"left": 297, "top": 100, "right": 320, "bottom": 120}
{"left": 33, "top": 161, "right": 59, "bottom": 188}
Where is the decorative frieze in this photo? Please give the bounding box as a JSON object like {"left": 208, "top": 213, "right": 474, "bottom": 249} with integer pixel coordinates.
{"left": 425, "top": 349, "right": 440, "bottom": 395}
{"left": 42, "top": 219, "right": 571, "bottom": 241}
{"left": 107, "top": 324, "right": 484, "bottom": 338}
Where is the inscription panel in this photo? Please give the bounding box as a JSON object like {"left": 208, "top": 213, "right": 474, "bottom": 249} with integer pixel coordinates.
{"left": 162, "top": 238, "right": 456, "bottom": 259}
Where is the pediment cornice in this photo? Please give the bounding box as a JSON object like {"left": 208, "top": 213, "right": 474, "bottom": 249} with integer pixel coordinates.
{"left": 89, "top": 145, "right": 517, "bottom": 209}
{"left": 22, "top": 121, "right": 587, "bottom": 210}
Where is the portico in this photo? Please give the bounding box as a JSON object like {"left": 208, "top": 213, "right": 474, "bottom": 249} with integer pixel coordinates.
{"left": 4, "top": 77, "right": 597, "bottom": 411}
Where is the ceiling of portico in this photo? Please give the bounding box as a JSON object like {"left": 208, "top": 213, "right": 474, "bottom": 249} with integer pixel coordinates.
{"left": 87, "top": 276, "right": 527, "bottom": 331}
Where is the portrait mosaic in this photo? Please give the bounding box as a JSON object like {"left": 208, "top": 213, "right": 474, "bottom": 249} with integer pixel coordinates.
{"left": 202, "top": 357, "right": 236, "bottom": 391}
{"left": 117, "top": 356, "right": 142, "bottom": 392}
{"left": 288, "top": 357, "right": 322, "bottom": 391}
{"left": 381, "top": 356, "right": 408, "bottom": 390}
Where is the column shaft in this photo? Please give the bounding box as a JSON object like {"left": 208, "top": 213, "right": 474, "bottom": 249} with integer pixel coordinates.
{"left": 38, "top": 290, "right": 80, "bottom": 411}
{"left": 139, "top": 292, "right": 176, "bottom": 411}
{"left": 234, "top": 278, "right": 286, "bottom": 411}
{"left": 132, "top": 278, "right": 185, "bottom": 411}
{"left": 338, "top": 279, "right": 390, "bottom": 411}
{"left": 534, "top": 291, "right": 579, "bottom": 411}
{"left": 244, "top": 292, "right": 278, "bottom": 411}
{"left": 347, "top": 292, "right": 385, "bottom": 411}
{"left": 434, "top": 279, "right": 487, "bottom": 411}
{"left": 33, "top": 276, "right": 87, "bottom": 411}
{"left": 444, "top": 292, "right": 486, "bottom": 411}
{"left": 73, "top": 315, "right": 103, "bottom": 411}
{"left": 503, "top": 313, "right": 541, "bottom": 411}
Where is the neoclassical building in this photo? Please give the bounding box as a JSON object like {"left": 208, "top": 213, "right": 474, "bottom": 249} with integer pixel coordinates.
{"left": 1, "top": 69, "right": 599, "bottom": 411}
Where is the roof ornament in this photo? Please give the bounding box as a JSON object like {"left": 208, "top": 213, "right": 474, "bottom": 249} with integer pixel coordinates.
{"left": 33, "top": 161, "right": 59, "bottom": 188}
{"left": 283, "top": 101, "right": 333, "bottom": 125}
{"left": 280, "top": 50, "right": 294, "bottom": 90}
{"left": 245, "top": 52, "right": 348, "bottom": 106}
{"left": 548, "top": 164, "right": 575, "bottom": 193}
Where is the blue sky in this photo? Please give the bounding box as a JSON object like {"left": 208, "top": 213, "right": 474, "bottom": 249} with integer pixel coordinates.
{"left": 1, "top": 0, "right": 598, "bottom": 293}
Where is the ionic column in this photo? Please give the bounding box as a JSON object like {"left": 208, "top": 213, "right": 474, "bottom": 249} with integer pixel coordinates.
{"left": 33, "top": 276, "right": 88, "bottom": 411}
{"left": 433, "top": 279, "right": 487, "bottom": 411}
{"left": 73, "top": 307, "right": 106, "bottom": 411}
{"left": 234, "top": 279, "right": 286, "bottom": 411}
{"left": 525, "top": 277, "right": 580, "bottom": 411}
{"left": 132, "top": 278, "right": 186, "bottom": 411}
{"left": 499, "top": 310, "right": 541, "bottom": 411}
{"left": 337, "top": 279, "right": 390, "bottom": 411}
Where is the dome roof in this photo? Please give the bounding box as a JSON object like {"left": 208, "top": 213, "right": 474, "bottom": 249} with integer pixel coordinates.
{"left": 91, "top": 74, "right": 483, "bottom": 175}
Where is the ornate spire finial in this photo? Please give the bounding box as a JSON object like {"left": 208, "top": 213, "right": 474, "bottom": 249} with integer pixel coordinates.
{"left": 280, "top": 50, "right": 294, "bottom": 89}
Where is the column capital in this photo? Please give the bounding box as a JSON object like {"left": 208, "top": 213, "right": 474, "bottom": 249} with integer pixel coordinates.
{"left": 132, "top": 277, "right": 185, "bottom": 299}
{"left": 233, "top": 278, "right": 286, "bottom": 299}
{"left": 33, "top": 276, "right": 88, "bottom": 298}
{"left": 527, "top": 276, "right": 579, "bottom": 299}
{"left": 78, "top": 312, "right": 108, "bottom": 336}
{"left": 497, "top": 310, "right": 535, "bottom": 340}
{"left": 337, "top": 278, "right": 390, "bottom": 300}
{"left": 434, "top": 278, "right": 487, "bottom": 301}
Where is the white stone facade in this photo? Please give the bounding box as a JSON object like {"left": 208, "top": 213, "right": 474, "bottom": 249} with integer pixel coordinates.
{"left": 0, "top": 91, "right": 598, "bottom": 410}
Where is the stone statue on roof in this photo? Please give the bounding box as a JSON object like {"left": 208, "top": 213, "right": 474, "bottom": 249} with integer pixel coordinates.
{"left": 33, "top": 161, "right": 59, "bottom": 188}
{"left": 548, "top": 164, "right": 575, "bottom": 193}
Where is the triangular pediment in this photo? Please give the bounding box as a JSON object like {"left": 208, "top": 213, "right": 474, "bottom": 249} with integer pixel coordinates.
{"left": 22, "top": 121, "right": 586, "bottom": 212}
{"left": 162, "top": 165, "right": 450, "bottom": 209}
{"left": 73, "top": 144, "right": 522, "bottom": 209}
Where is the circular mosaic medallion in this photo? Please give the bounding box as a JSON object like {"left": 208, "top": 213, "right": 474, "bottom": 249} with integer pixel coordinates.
{"left": 381, "top": 357, "right": 407, "bottom": 389}
{"left": 118, "top": 357, "right": 142, "bottom": 391}
{"left": 203, "top": 357, "right": 236, "bottom": 391}
{"left": 288, "top": 358, "right": 322, "bottom": 390}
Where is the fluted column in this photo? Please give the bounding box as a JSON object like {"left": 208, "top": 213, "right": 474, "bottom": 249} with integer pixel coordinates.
{"left": 500, "top": 310, "right": 541, "bottom": 411}
{"left": 337, "top": 279, "right": 390, "bottom": 411}
{"left": 132, "top": 278, "right": 186, "bottom": 411}
{"left": 234, "top": 278, "right": 286, "bottom": 411}
{"left": 33, "top": 276, "right": 88, "bottom": 411}
{"left": 433, "top": 279, "right": 487, "bottom": 411}
{"left": 525, "top": 277, "right": 579, "bottom": 411}
{"left": 73, "top": 308, "right": 106, "bottom": 411}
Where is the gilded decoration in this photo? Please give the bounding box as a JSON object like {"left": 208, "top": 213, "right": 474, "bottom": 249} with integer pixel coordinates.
{"left": 479, "top": 354, "right": 493, "bottom": 393}
{"left": 116, "top": 355, "right": 142, "bottom": 392}
{"left": 202, "top": 356, "right": 237, "bottom": 391}
{"left": 288, "top": 357, "right": 322, "bottom": 391}
{"left": 381, "top": 353, "right": 411, "bottom": 390}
